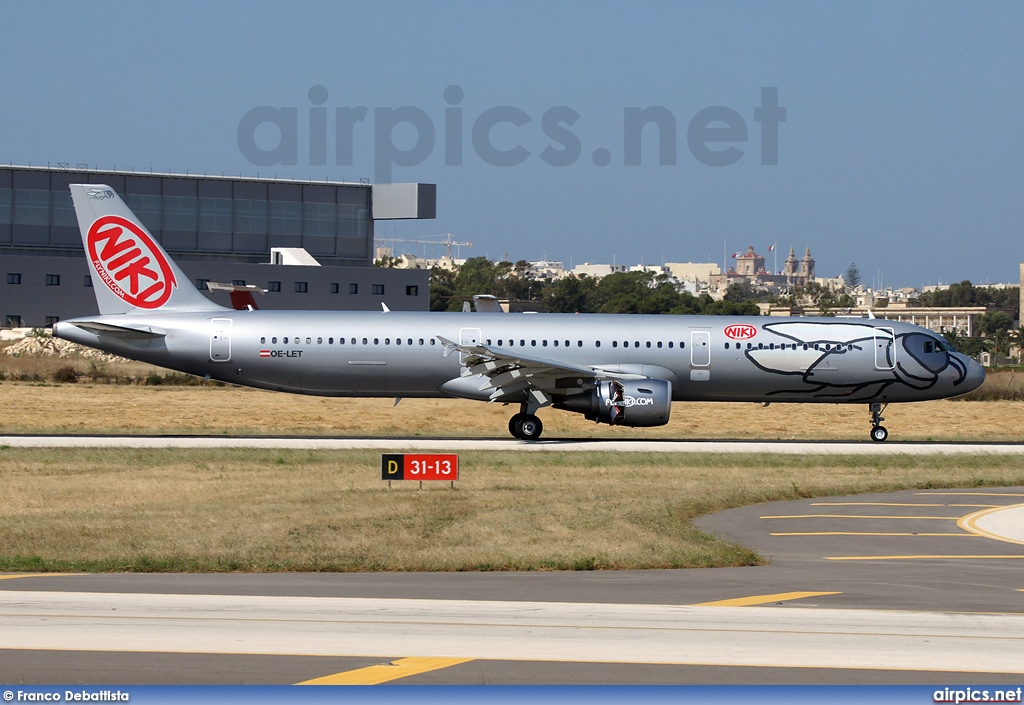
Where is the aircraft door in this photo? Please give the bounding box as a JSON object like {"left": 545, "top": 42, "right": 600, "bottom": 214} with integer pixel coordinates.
{"left": 874, "top": 327, "right": 895, "bottom": 370}
{"left": 691, "top": 330, "right": 710, "bottom": 367}
{"left": 459, "top": 327, "right": 481, "bottom": 363}
{"left": 210, "top": 318, "right": 232, "bottom": 362}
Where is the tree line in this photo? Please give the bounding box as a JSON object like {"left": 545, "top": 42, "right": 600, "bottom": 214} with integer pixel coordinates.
{"left": 424, "top": 257, "right": 760, "bottom": 315}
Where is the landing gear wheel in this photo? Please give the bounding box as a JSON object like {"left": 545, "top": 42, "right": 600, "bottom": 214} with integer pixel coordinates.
{"left": 508, "top": 413, "right": 525, "bottom": 438}
{"left": 870, "top": 425, "right": 888, "bottom": 442}
{"left": 517, "top": 414, "right": 543, "bottom": 441}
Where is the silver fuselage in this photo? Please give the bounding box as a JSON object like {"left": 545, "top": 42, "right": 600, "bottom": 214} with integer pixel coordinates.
{"left": 53, "top": 310, "right": 985, "bottom": 405}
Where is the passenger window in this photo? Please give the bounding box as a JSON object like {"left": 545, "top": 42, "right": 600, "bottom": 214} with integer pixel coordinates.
{"left": 646, "top": 341, "right": 651, "bottom": 348}
{"left": 396, "top": 338, "right": 401, "bottom": 345}
{"left": 419, "top": 339, "right": 424, "bottom": 345}
{"left": 577, "top": 340, "right": 582, "bottom": 347}
{"left": 430, "top": 338, "right": 436, "bottom": 345}
{"left": 385, "top": 338, "right": 390, "bottom": 345}
{"left": 260, "top": 337, "right": 266, "bottom": 344}
{"left": 657, "top": 341, "right": 662, "bottom": 348}
{"left": 520, "top": 339, "right": 526, "bottom": 346}
{"left": 668, "top": 342, "right": 673, "bottom": 348}
{"left": 595, "top": 341, "right": 601, "bottom": 348}
{"left": 272, "top": 337, "right": 277, "bottom": 344}
{"left": 613, "top": 341, "right": 618, "bottom": 348}
{"left": 374, "top": 338, "right": 379, "bottom": 345}
{"left": 283, "top": 337, "right": 289, "bottom": 344}
{"left": 542, "top": 340, "right": 548, "bottom": 347}
{"left": 531, "top": 340, "right": 536, "bottom": 346}
{"left": 329, "top": 338, "right": 334, "bottom": 344}
{"left": 317, "top": 337, "right": 322, "bottom": 344}
{"left": 564, "top": 340, "right": 569, "bottom": 347}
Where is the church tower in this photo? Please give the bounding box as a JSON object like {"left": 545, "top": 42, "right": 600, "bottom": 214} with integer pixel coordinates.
{"left": 783, "top": 246, "right": 798, "bottom": 277}
{"left": 799, "top": 246, "right": 815, "bottom": 281}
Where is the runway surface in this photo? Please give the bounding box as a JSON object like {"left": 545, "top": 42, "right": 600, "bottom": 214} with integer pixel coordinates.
{"left": 3, "top": 434, "right": 1024, "bottom": 454}
{"left": 3, "top": 485, "right": 1024, "bottom": 685}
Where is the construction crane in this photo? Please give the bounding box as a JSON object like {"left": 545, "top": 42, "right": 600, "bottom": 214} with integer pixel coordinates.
{"left": 377, "top": 234, "right": 473, "bottom": 260}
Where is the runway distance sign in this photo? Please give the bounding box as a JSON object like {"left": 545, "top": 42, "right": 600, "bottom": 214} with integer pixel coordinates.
{"left": 381, "top": 453, "right": 459, "bottom": 481}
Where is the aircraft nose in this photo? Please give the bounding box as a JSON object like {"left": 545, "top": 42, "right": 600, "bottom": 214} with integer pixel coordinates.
{"left": 961, "top": 356, "right": 986, "bottom": 393}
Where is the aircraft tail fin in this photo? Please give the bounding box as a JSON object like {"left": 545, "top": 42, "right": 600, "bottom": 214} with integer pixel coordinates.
{"left": 70, "top": 184, "right": 224, "bottom": 315}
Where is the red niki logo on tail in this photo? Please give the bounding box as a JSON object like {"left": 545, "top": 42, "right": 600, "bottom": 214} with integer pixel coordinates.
{"left": 724, "top": 324, "right": 757, "bottom": 340}
{"left": 86, "top": 215, "right": 176, "bottom": 309}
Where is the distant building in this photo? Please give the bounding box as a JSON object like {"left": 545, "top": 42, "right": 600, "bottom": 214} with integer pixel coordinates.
{"left": 1, "top": 166, "right": 435, "bottom": 326}
{"left": 709, "top": 245, "right": 816, "bottom": 294}
{"left": 570, "top": 262, "right": 629, "bottom": 278}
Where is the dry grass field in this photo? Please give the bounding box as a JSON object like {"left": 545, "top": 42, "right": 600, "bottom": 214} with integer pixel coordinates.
{"left": 1, "top": 370, "right": 1020, "bottom": 573}
{"left": 2, "top": 447, "right": 1021, "bottom": 573}
{"left": 0, "top": 380, "right": 1019, "bottom": 441}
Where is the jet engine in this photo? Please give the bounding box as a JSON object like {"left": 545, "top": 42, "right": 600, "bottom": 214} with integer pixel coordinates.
{"left": 555, "top": 379, "right": 672, "bottom": 427}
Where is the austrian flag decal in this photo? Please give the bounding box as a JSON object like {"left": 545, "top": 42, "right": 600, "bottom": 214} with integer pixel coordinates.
{"left": 87, "top": 215, "right": 176, "bottom": 309}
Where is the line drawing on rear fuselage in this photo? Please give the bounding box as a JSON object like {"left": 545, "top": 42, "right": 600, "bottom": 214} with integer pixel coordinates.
{"left": 52, "top": 184, "right": 986, "bottom": 442}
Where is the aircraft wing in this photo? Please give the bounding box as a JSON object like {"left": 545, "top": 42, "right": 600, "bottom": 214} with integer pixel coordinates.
{"left": 437, "top": 335, "right": 645, "bottom": 403}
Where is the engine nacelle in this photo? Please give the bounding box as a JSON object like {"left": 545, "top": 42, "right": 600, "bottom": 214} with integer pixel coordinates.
{"left": 555, "top": 379, "right": 672, "bottom": 427}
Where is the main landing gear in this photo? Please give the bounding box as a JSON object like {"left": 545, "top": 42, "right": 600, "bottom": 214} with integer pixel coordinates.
{"left": 869, "top": 402, "right": 888, "bottom": 442}
{"left": 508, "top": 412, "right": 543, "bottom": 441}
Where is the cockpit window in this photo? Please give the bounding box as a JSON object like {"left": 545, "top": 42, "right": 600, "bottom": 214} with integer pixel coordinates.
{"left": 923, "top": 341, "right": 933, "bottom": 354}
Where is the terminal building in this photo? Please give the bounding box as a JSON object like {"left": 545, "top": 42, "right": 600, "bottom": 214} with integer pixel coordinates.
{"left": 0, "top": 165, "right": 435, "bottom": 327}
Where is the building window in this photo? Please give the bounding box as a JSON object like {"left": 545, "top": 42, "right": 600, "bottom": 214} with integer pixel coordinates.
{"left": 6, "top": 315, "right": 22, "bottom": 327}
{"left": 331, "top": 283, "right": 339, "bottom": 294}
{"left": 45, "top": 316, "right": 59, "bottom": 328}
{"left": 372, "top": 284, "right": 385, "bottom": 295}
{"left": 349, "top": 283, "right": 358, "bottom": 294}
{"left": 84, "top": 275, "right": 92, "bottom": 288}
{"left": 295, "top": 282, "right": 308, "bottom": 293}
{"left": 232, "top": 280, "right": 246, "bottom": 286}
{"left": 406, "top": 285, "right": 419, "bottom": 296}
{"left": 7, "top": 273, "right": 21, "bottom": 285}
{"left": 196, "top": 279, "right": 209, "bottom": 291}
{"left": 268, "top": 281, "right": 281, "bottom": 292}
{"left": 46, "top": 274, "right": 60, "bottom": 286}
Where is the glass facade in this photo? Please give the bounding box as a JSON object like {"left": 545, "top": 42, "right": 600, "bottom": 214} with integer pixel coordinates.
{"left": 0, "top": 168, "right": 373, "bottom": 265}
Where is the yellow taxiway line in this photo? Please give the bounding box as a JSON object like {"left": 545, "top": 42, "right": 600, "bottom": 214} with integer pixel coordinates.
{"left": 693, "top": 591, "right": 841, "bottom": 607}
{"left": 826, "top": 555, "right": 1024, "bottom": 561}
{"left": 958, "top": 504, "right": 1024, "bottom": 547}
{"left": 810, "top": 503, "right": 998, "bottom": 508}
{"left": 0, "top": 574, "right": 78, "bottom": 581}
{"left": 296, "top": 656, "right": 473, "bottom": 685}
{"left": 916, "top": 493, "right": 1024, "bottom": 497}
{"left": 770, "top": 532, "right": 979, "bottom": 537}
{"left": 761, "top": 514, "right": 960, "bottom": 520}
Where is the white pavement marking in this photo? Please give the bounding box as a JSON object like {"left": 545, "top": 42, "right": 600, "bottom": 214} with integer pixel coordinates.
{"left": 960, "top": 504, "right": 1024, "bottom": 546}
{"left": 1, "top": 591, "right": 1023, "bottom": 674}
{"left": 2, "top": 436, "right": 1024, "bottom": 455}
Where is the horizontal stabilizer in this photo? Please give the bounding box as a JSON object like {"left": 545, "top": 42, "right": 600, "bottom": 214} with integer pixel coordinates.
{"left": 66, "top": 321, "right": 167, "bottom": 339}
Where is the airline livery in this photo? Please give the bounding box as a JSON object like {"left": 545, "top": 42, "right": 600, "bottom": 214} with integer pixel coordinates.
{"left": 53, "top": 184, "right": 986, "bottom": 441}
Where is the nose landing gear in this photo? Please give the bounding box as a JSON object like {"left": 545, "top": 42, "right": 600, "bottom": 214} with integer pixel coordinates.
{"left": 869, "top": 402, "right": 888, "bottom": 442}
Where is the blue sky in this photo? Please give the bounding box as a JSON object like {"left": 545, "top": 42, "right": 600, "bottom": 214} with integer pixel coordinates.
{"left": 2, "top": 1, "right": 1021, "bottom": 287}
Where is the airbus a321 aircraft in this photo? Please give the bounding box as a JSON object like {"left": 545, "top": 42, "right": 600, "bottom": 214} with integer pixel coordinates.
{"left": 53, "top": 184, "right": 985, "bottom": 442}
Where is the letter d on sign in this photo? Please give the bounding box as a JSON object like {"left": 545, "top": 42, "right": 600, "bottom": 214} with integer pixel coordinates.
{"left": 381, "top": 454, "right": 405, "bottom": 480}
